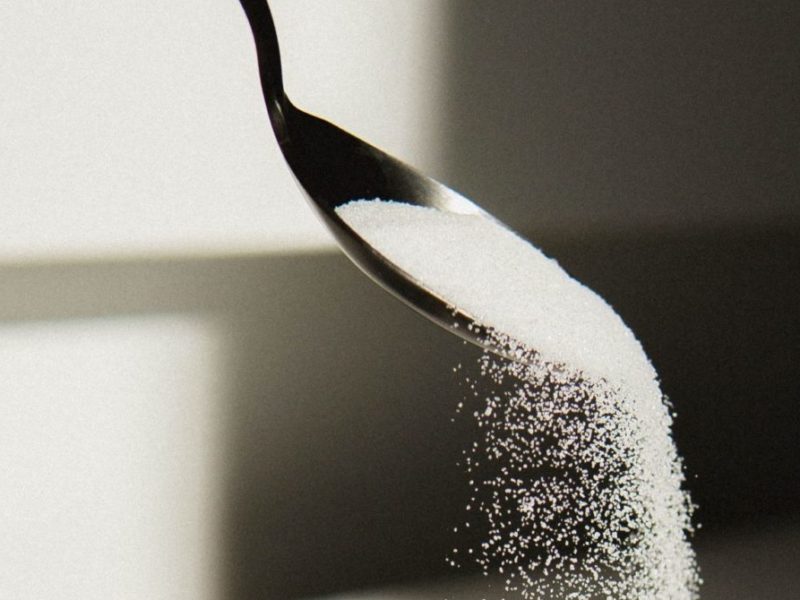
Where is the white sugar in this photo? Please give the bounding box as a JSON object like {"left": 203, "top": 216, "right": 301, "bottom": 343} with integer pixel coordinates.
{"left": 337, "top": 200, "right": 652, "bottom": 392}
{"left": 336, "top": 199, "right": 698, "bottom": 599}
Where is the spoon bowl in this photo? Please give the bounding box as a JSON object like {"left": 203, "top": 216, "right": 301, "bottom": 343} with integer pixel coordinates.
{"left": 239, "top": 0, "right": 501, "bottom": 353}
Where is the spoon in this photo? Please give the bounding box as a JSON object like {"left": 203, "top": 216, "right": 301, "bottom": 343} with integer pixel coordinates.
{"left": 239, "top": 0, "right": 506, "bottom": 356}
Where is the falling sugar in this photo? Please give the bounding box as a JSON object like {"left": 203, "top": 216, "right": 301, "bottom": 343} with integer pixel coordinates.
{"left": 336, "top": 199, "right": 699, "bottom": 599}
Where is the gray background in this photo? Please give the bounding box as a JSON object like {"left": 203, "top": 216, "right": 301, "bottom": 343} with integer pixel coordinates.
{"left": 435, "top": 0, "right": 799, "bottom": 234}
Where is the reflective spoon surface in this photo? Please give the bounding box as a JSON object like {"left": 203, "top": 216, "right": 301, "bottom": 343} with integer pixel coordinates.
{"left": 239, "top": 0, "right": 511, "bottom": 356}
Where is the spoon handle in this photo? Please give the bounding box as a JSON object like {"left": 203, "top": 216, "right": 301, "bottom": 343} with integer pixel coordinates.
{"left": 239, "top": 0, "right": 289, "bottom": 140}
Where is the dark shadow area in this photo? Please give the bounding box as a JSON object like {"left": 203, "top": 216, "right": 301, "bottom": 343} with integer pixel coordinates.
{"left": 215, "top": 255, "right": 479, "bottom": 599}
{"left": 437, "top": 0, "right": 800, "bottom": 235}
{"left": 2, "top": 223, "right": 797, "bottom": 598}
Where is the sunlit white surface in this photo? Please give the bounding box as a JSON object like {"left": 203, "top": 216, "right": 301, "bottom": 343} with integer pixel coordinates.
{"left": 0, "top": 0, "right": 444, "bottom": 262}
{"left": 0, "top": 316, "right": 224, "bottom": 599}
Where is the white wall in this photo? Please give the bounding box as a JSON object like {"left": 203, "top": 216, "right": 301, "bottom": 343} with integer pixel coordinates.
{"left": 0, "top": 0, "right": 445, "bottom": 261}
{"left": 0, "top": 316, "right": 224, "bottom": 599}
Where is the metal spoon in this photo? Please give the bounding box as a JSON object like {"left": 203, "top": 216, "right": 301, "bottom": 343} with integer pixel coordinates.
{"left": 239, "top": 0, "right": 504, "bottom": 355}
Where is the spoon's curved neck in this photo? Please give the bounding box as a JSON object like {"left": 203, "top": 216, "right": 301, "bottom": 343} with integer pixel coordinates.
{"left": 239, "top": 0, "right": 290, "bottom": 142}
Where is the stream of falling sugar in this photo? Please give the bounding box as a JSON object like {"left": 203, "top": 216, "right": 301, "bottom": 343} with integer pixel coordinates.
{"left": 336, "top": 199, "right": 699, "bottom": 599}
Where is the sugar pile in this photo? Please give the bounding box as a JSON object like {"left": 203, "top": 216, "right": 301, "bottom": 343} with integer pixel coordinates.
{"left": 336, "top": 199, "right": 699, "bottom": 599}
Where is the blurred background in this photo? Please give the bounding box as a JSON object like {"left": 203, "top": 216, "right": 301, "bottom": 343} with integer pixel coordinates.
{"left": 1, "top": 1, "right": 798, "bottom": 598}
